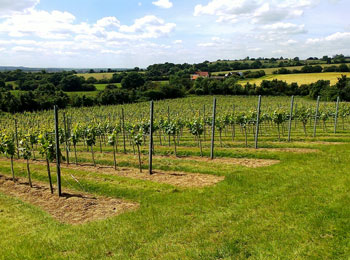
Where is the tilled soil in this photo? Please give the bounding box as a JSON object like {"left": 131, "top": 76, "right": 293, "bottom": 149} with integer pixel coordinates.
{"left": 0, "top": 174, "right": 139, "bottom": 225}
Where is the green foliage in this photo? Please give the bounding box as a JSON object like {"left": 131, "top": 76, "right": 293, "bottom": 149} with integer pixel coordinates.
{"left": 19, "top": 137, "right": 32, "bottom": 160}
{"left": 38, "top": 132, "right": 56, "bottom": 162}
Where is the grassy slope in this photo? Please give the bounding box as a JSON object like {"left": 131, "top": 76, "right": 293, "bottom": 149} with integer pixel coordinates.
{"left": 238, "top": 72, "right": 350, "bottom": 85}
{"left": 1, "top": 139, "right": 350, "bottom": 259}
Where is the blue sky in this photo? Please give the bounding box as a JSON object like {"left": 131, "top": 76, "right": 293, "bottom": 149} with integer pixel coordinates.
{"left": 0, "top": 0, "right": 349, "bottom": 68}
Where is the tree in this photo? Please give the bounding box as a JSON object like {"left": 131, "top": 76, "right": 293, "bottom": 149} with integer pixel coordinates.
{"left": 60, "top": 75, "right": 85, "bottom": 91}
{"left": 0, "top": 80, "right": 5, "bottom": 89}
{"left": 121, "top": 72, "right": 145, "bottom": 90}
{"left": 339, "top": 64, "right": 350, "bottom": 72}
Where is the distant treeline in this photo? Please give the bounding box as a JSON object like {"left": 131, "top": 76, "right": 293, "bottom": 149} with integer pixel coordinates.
{"left": 1, "top": 69, "right": 349, "bottom": 113}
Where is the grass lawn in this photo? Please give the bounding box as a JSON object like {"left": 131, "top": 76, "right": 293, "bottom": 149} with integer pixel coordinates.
{"left": 1, "top": 138, "right": 350, "bottom": 259}
{"left": 238, "top": 72, "right": 350, "bottom": 85}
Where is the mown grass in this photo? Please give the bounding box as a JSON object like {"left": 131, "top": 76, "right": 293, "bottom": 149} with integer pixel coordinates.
{"left": 1, "top": 139, "right": 350, "bottom": 259}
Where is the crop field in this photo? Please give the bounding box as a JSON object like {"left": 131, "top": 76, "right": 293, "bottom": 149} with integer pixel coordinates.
{"left": 211, "top": 64, "right": 339, "bottom": 76}
{"left": 1, "top": 96, "right": 350, "bottom": 259}
{"left": 238, "top": 72, "right": 350, "bottom": 85}
{"left": 77, "top": 72, "right": 115, "bottom": 80}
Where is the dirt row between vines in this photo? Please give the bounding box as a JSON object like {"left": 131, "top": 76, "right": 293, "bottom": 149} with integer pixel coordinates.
{"left": 6, "top": 159, "right": 225, "bottom": 188}
{"left": 0, "top": 174, "right": 138, "bottom": 225}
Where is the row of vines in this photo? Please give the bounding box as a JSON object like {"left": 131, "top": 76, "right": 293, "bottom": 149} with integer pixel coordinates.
{"left": 0, "top": 96, "right": 349, "bottom": 190}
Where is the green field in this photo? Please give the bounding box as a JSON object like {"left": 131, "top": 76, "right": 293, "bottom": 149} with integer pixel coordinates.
{"left": 238, "top": 72, "right": 350, "bottom": 85}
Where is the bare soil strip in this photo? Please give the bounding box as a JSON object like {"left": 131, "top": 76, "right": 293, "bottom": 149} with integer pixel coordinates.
{"left": 0, "top": 159, "right": 225, "bottom": 188}
{"left": 293, "top": 141, "right": 345, "bottom": 145}
{"left": 154, "top": 155, "right": 280, "bottom": 168}
{"left": 244, "top": 148, "right": 319, "bottom": 153}
{"left": 0, "top": 174, "right": 139, "bottom": 225}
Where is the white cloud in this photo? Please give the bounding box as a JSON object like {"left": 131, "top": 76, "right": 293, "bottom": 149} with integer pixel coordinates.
{"left": 279, "top": 39, "right": 298, "bottom": 46}
{"left": 194, "top": 0, "right": 317, "bottom": 24}
{"left": 194, "top": 0, "right": 260, "bottom": 23}
{"left": 306, "top": 32, "right": 350, "bottom": 44}
{"left": 0, "top": 10, "right": 81, "bottom": 39}
{"left": 173, "top": 40, "right": 182, "bottom": 44}
{"left": 0, "top": 8, "right": 177, "bottom": 66}
{"left": 152, "top": 0, "right": 173, "bottom": 9}
{"left": 101, "top": 49, "right": 123, "bottom": 55}
{"left": 248, "top": 47, "right": 262, "bottom": 52}
{"left": 0, "top": 0, "right": 39, "bottom": 17}
{"left": 261, "top": 22, "right": 307, "bottom": 34}
{"left": 0, "top": 10, "right": 175, "bottom": 41}
{"left": 119, "top": 15, "right": 176, "bottom": 38}
{"left": 198, "top": 42, "right": 216, "bottom": 47}
{"left": 95, "top": 17, "right": 120, "bottom": 29}
{"left": 12, "top": 46, "right": 38, "bottom": 52}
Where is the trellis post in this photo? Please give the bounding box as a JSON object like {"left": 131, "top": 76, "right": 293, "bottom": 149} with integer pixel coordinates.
{"left": 149, "top": 101, "right": 154, "bottom": 175}
{"left": 63, "top": 112, "right": 69, "bottom": 165}
{"left": 334, "top": 96, "right": 340, "bottom": 134}
{"left": 313, "top": 96, "right": 320, "bottom": 138}
{"left": 210, "top": 98, "right": 217, "bottom": 160}
{"left": 121, "top": 108, "right": 126, "bottom": 154}
{"left": 288, "top": 96, "right": 294, "bottom": 142}
{"left": 254, "top": 95, "right": 262, "bottom": 149}
{"left": 14, "top": 119, "right": 19, "bottom": 159}
{"left": 54, "top": 106, "right": 62, "bottom": 197}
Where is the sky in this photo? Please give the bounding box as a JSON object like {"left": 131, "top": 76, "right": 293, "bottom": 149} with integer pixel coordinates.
{"left": 0, "top": 0, "right": 349, "bottom": 68}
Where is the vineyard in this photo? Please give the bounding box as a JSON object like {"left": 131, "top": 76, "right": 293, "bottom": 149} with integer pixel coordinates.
{"left": 0, "top": 96, "right": 349, "bottom": 187}
{"left": 1, "top": 95, "right": 350, "bottom": 258}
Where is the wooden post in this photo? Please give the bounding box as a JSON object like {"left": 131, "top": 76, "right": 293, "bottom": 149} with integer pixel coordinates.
{"left": 210, "top": 98, "right": 217, "bottom": 160}
{"left": 334, "top": 96, "right": 340, "bottom": 134}
{"left": 288, "top": 96, "right": 294, "bottom": 142}
{"left": 149, "top": 101, "right": 154, "bottom": 175}
{"left": 63, "top": 112, "right": 69, "bottom": 165}
{"left": 254, "top": 96, "right": 262, "bottom": 149}
{"left": 14, "top": 119, "right": 19, "bottom": 159}
{"left": 313, "top": 96, "right": 320, "bottom": 138}
{"left": 54, "top": 106, "right": 62, "bottom": 197}
{"left": 121, "top": 108, "right": 126, "bottom": 154}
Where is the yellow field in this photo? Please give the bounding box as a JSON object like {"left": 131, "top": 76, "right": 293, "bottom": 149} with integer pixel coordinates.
{"left": 211, "top": 64, "right": 338, "bottom": 76}
{"left": 238, "top": 72, "right": 350, "bottom": 85}
{"left": 77, "top": 73, "right": 115, "bottom": 80}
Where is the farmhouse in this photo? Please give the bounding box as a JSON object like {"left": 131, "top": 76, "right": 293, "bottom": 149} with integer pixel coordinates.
{"left": 191, "top": 71, "right": 243, "bottom": 80}
{"left": 191, "top": 71, "right": 210, "bottom": 80}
